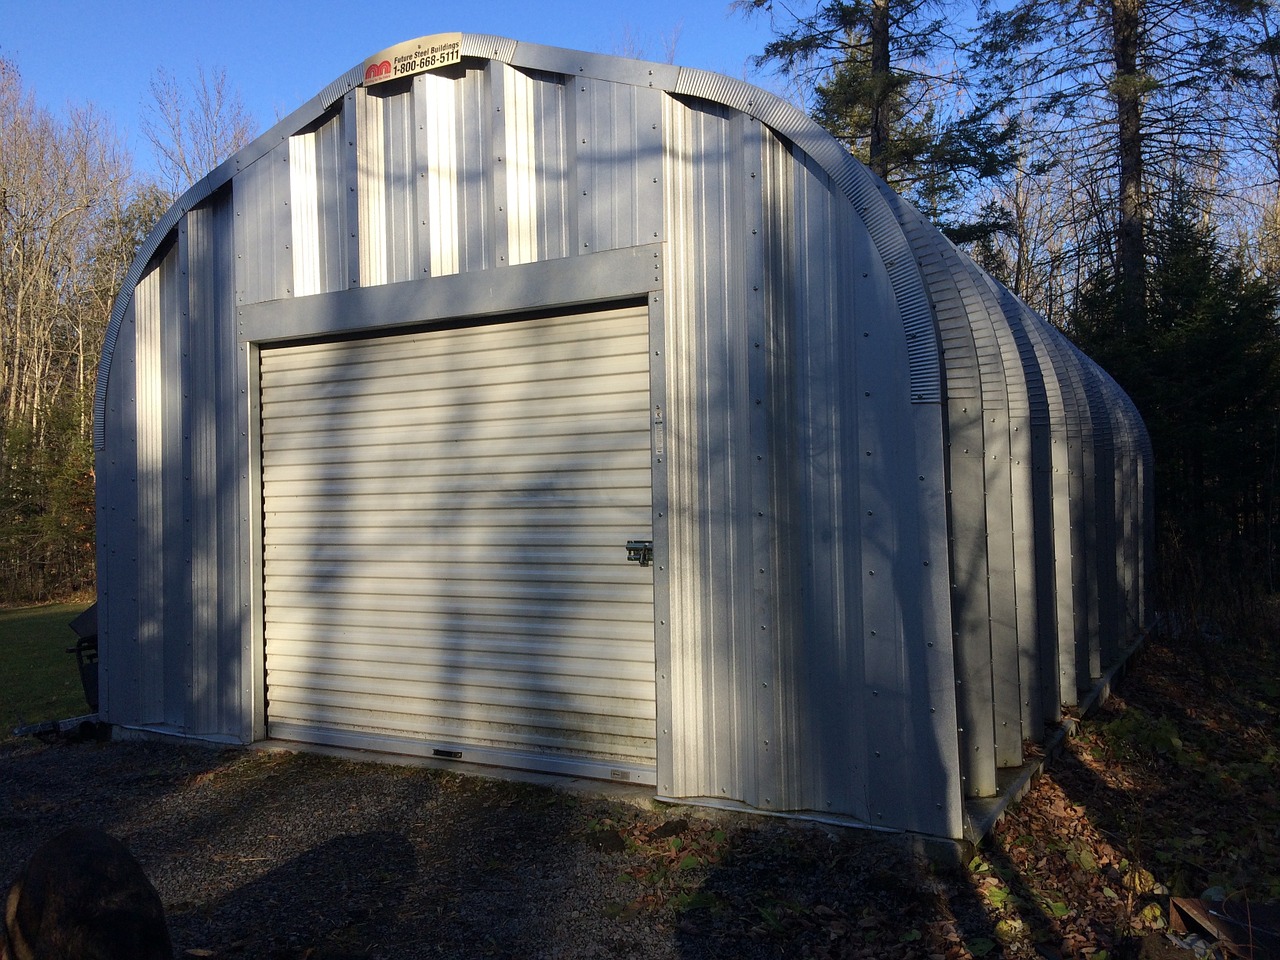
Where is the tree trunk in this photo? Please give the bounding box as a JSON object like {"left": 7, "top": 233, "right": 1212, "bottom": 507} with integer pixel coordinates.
{"left": 1113, "top": 0, "right": 1146, "bottom": 332}
{"left": 869, "top": 0, "right": 891, "bottom": 179}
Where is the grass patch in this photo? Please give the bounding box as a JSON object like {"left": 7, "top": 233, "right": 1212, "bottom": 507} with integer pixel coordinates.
{"left": 0, "top": 602, "right": 93, "bottom": 737}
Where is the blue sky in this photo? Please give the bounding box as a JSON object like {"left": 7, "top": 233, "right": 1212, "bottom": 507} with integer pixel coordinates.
{"left": 4, "top": 1, "right": 782, "bottom": 175}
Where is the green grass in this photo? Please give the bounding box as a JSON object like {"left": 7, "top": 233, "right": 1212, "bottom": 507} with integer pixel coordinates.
{"left": 0, "top": 602, "right": 94, "bottom": 738}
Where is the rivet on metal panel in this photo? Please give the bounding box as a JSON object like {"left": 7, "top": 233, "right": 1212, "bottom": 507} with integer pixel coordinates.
{"left": 863, "top": 332, "right": 869, "bottom": 337}
{"left": 875, "top": 751, "right": 881, "bottom": 758}
{"left": 865, "top": 391, "right": 870, "bottom": 397}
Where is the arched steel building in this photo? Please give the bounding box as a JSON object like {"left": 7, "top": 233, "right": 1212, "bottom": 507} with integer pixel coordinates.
{"left": 94, "top": 33, "right": 1152, "bottom": 840}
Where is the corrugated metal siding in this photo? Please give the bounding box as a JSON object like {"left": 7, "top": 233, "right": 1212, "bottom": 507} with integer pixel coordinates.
{"left": 133, "top": 262, "right": 165, "bottom": 723}
{"left": 288, "top": 108, "right": 347, "bottom": 296}
{"left": 96, "top": 35, "right": 1151, "bottom": 840}
{"left": 661, "top": 92, "right": 959, "bottom": 835}
{"left": 185, "top": 194, "right": 250, "bottom": 737}
{"left": 417, "top": 71, "right": 461, "bottom": 278}
{"left": 233, "top": 145, "right": 293, "bottom": 304}
{"left": 259, "top": 305, "right": 657, "bottom": 779}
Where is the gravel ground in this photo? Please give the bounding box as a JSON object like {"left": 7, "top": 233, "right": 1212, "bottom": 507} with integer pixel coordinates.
{"left": 0, "top": 735, "right": 981, "bottom": 960}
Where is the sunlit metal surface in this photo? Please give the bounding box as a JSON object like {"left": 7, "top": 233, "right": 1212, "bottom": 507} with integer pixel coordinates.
{"left": 95, "top": 34, "right": 1152, "bottom": 840}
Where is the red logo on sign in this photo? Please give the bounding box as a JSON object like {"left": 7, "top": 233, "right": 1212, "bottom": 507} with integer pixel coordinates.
{"left": 365, "top": 60, "right": 392, "bottom": 81}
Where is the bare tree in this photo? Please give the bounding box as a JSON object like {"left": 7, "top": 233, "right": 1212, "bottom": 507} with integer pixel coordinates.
{"left": 141, "top": 63, "right": 256, "bottom": 197}
{"left": 1, "top": 57, "right": 131, "bottom": 438}
{"left": 1, "top": 57, "right": 141, "bottom": 599}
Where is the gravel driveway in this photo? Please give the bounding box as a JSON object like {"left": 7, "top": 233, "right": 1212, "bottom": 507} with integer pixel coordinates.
{"left": 1, "top": 735, "right": 986, "bottom": 960}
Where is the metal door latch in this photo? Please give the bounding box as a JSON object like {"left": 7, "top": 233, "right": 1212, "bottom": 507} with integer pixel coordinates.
{"left": 626, "top": 540, "right": 654, "bottom": 566}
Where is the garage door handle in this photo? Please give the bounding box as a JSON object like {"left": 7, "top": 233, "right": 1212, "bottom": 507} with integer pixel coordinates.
{"left": 625, "top": 540, "right": 654, "bottom": 566}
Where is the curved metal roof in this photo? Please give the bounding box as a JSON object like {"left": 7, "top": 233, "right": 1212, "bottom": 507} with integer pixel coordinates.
{"left": 95, "top": 32, "right": 942, "bottom": 449}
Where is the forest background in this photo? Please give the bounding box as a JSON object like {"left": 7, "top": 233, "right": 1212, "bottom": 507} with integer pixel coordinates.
{"left": 5, "top": 0, "right": 1280, "bottom": 629}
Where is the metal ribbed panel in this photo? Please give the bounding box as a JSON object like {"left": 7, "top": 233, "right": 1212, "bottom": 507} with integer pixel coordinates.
{"left": 233, "top": 145, "right": 293, "bottom": 304}
{"left": 661, "top": 93, "right": 959, "bottom": 834}
{"left": 661, "top": 93, "right": 751, "bottom": 803}
{"left": 455, "top": 65, "right": 495, "bottom": 274}
{"left": 186, "top": 195, "right": 249, "bottom": 738}
{"left": 354, "top": 88, "right": 388, "bottom": 286}
{"left": 378, "top": 85, "right": 419, "bottom": 283}
{"left": 500, "top": 64, "right": 541, "bottom": 265}
{"left": 578, "top": 79, "right": 662, "bottom": 252}
{"left": 462, "top": 34, "right": 519, "bottom": 62}
{"left": 417, "top": 71, "right": 461, "bottom": 277}
{"left": 260, "top": 305, "right": 656, "bottom": 780}
{"left": 288, "top": 133, "right": 322, "bottom": 296}
{"left": 992, "top": 283, "right": 1062, "bottom": 725}
{"left": 672, "top": 68, "right": 942, "bottom": 404}
{"left": 133, "top": 265, "right": 165, "bottom": 723}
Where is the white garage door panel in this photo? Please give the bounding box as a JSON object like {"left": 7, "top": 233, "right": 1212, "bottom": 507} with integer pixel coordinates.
{"left": 261, "top": 304, "right": 657, "bottom": 781}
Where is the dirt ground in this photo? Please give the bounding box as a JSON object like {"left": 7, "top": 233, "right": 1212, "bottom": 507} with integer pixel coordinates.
{"left": 1, "top": 630, "right": 1275, "bottom": 959}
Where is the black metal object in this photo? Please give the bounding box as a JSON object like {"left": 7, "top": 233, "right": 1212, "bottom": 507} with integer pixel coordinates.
{"left": 626, "top": 540, "right": 654, "bottom": 566}
{"left": 67, "top": 602, "right": 99, "bottom": 712}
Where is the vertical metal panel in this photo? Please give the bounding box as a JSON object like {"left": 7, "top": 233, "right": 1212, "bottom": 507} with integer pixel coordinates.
{"left": 186, "top": 192, "right": 247, "bottom": 738}
{"left": 967, "top": 268, "right": 1040, "bottom": 747}
{"left": 416, "top": 71, "right": 461, "bottom": 277}
{"left": 662, "top": 93, "right": 960, "bottom": 834}
{"left": 232, "top": 147, "right": 293, "bottom": 305}
{"left": 500, "top": 64, "right": 541, "bottom": 265}
{"left": 892, "top": 209, "right": 998, "bottom": 797}
{"left": 781, "top": 150, "right": 869, "bottom": 821}
{"left": 378, "top": 84, "right": 419, "bottom": 284}
{"left": 260, "top": 306, "right": 656, "bottom": 780}
{"left": 97, "top": 295, "right": 141, "bottom": 723}
{"left": 289, "top": 132, "right": 322, "bottom": 296}
{"left": 528, "top": 69, "right": 571, "bottom": 260}
{"left": 354, "top": 87, "right": 388, "bottom": 286}
{"left": 744, "top": 116, "right": 780, "bottom": 810}
{"left": 455, "top": 65, "right": 495, "bottom": 274}
{"left": 134, "top": 262, "right": 166, "bottom": 724}
{"left": 661, "top": 95, "right": 753, "bottom": 803}
{"left": 578, "top": 79, "right": 662, "bottom": 252}
{"left": 287, "top": 109, "right": 349, "bottom": 296}
{"left": 993, "top": 286, "right": 1063, "bottom": 725}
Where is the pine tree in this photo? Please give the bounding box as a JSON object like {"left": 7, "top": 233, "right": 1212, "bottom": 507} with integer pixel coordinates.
{"left": 978, "top": 0, "right": 1264, "bottom": 333}
{"left": 740, "top": 0, "right": 1017, "bottom": 237}
{"left": 1072, "top": 177, "right": 1280, "bottom": 579}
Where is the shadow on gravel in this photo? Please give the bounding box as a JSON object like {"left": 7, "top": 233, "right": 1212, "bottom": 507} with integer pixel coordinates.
{"left": 169, "top": 831, "right": 418, "bottom": 959}
{"left": 669, "top": 818, "right": 1003, "bottom": 960}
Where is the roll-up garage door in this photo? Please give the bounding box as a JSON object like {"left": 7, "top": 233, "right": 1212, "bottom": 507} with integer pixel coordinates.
{"left": 260, "top": 304, "right": 656, "bottom": 783}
